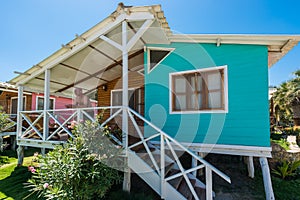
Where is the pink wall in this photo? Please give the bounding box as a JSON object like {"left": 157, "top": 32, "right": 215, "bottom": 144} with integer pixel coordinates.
{"left": 31, "top": 93, "right": 97, "bottom": 110}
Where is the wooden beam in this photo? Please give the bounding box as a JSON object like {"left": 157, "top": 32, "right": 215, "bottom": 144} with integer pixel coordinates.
{"left": 127, "top": 22, "right": 146, "bottom": 45}
{"left": 60, "top": 62, "right": 108, "bottom": 82}
{"left": 55, "top": 49, "right": 144, "bottom": 93}
{"left": 35, "top": 77, "right": 69, "bottom": 87}
{"left": 88, "top": 45, "right": 122, "bottom": 66}
{"left": 99, "top": 35, "right": 123, "bottom": 51}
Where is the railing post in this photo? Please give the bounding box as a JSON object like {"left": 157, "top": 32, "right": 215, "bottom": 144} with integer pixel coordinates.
{"left": 121, "top": 20, "right": 130, "bottom": 192}
{"left": 77, "top": 109, "right": 83, "bottom": 122}
{"left": 43, "top": 69, "right": 50, "bottom": 142}
{"left": 16, "top": 85, "right": 24, "bottom": 139}
{"left": 206, "top": 166, "right": 213, "bottom": 200}
{"left": 17, "top": 85, "right": 24, "bottom": 166}
{"left": 160, "top": 134, "right": 165, "bottom": 198}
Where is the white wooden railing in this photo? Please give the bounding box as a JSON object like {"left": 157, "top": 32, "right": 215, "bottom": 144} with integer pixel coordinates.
{"left": 125, "top": 107, "right": 231, "bottom": 200}
{"left": 18, "top": 106, "right": 231, "bottom": 199}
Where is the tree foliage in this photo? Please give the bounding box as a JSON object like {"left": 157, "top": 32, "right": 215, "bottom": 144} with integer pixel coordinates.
{"left": 272, "top": 69, "right": 300, "bottom": 125}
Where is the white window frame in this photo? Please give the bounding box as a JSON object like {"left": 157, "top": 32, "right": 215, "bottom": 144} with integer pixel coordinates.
{"left": 10, "top": 96, "right": 26, "bottom": 114}
{"left": 110, "top": 88, "right": 142, "bottom": 115}
{"left": 169, "top": 65, "right": 228, "bottom": 114}
{"left": 36, "top": 96, "right": 56, "bottom": 110}
{"left": 147, "top": 47, "right": 175, "bottom": 74}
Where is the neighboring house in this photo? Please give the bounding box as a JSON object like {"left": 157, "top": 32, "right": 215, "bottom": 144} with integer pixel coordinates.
{"left": 0, "top": 82, "right": 32, "bottom": 115}
{"left": 9, "top": 4, "right": 300, "bottom": 200}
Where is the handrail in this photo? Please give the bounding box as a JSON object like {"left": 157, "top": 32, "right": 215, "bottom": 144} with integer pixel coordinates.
{"left": 127, "top": 106, "right": 231, "bottom": 200}
{"left": 127, "top": 107, "right": 231, "bottom": 183}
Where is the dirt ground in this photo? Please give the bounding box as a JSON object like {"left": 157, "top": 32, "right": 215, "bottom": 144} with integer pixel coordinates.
{"left": 131, "top": 154, "right": 266, "bottom": 200}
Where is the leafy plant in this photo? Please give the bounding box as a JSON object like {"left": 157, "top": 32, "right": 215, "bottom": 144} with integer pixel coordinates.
{"left": 272, "top": 160, "right": 300, "bottom": 179}
{"left": 26, "top": 119, "right": 123, "bottom": 200}
{"left": 0, "top": 106, "right": 14, "bottom": 151}
{"left": 271, "top": 138, "right": 290, "bottom": 150}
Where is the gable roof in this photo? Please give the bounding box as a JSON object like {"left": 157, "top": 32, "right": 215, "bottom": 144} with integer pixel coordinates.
{"left": 9, "top": 3, "right": 300, "bottom": 96}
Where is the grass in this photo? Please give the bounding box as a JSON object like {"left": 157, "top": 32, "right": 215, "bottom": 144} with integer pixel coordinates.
{"left": 0, "top": 148, "right": 40, "bottom": 200}
{"left": 0, "top": 148, "right": 154, "bottom": 200}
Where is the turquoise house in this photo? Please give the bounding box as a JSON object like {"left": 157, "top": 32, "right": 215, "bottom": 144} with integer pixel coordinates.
{"left": 10, "top": 4, "right": 300, "bottom": 199}
{"left": 144, "top": 42, "right": 269, "bottom": 147}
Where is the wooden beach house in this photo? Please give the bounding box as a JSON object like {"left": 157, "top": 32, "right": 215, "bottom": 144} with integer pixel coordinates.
{"left": 9, "top": 4, "right": 300, "bottom": 199}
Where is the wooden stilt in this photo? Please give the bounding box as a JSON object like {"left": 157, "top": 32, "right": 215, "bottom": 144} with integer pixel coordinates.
{"left": 191, "top": 153, "right": 197, "bottom": 176}
{"left": 259, "top": 157, "right": 275, "bottom": 200}
{"left": 41, "top": 148, "right": 46, "bottom": 156}
{"left": 123, "top": 165, "right": 131, "bottom": 192}
{"left": 17, "top": 146, "right": 24, "bottom": 166}
{"left": 247, "top": 156, "right": 255, "bottom": 178}
{"left": 11, "top": 136, "right": 16, "bottom": 151}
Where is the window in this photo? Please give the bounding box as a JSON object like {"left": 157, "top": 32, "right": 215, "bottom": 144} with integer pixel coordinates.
{"left": 170, "top": 66, "right": 228, "bottom": 113}
{"left": 11, "top": 97, "right": 26, "bottom": 114}
{"left": 37, "top": 96, "right": 55, "bottom": 110}
{"left": 111, "top": 88, "right": 143, "bottom": 114}
{"left": 147, "top": 47, "right": 174, "bottom": 73}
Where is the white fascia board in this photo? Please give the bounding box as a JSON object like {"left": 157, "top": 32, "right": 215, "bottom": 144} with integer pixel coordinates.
{"left": 170, "top": 34, "right": 300, "bottom": 46}
{"left": 150, "top": 141, "right": 272, "bottom": 157}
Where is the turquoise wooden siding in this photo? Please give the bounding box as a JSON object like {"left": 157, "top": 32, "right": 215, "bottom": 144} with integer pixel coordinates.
{"left": 144, "top": 43, "right": 270, "bottom": 147}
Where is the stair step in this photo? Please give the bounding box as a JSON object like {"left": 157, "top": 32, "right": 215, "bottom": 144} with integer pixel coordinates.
{"left": 194, "top": 186, "right": 206, "bottom": 200}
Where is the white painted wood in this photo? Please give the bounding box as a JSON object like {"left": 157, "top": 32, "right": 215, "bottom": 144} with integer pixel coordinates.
{"left": 43, "top": 69, "right": 50, "bottom": 141}
{"left": 247, "top": 156, "right": 255, "bottom": 178}
{"left": 160, "top": 134, "right": 165, "bottom": 199}
{"left": 259, "top": 157, "right": 275, "bottom": 200}
{"left": 125, "top": 12, "right": 154, "bottom": 22}
{"left": 191, "top": 153, "right": 198, "bottom": 176}
{"left": 206, "top": 166, "right": 213, "bottom": 200}
{"left": 17, "top": 145, "right": 24, "bottom": 166}
{"left": 169, "top": 65, "right": 228, "bottom": 114}
{"left": 121, "top": 20, "right": 130, "bottom": 192}
{"left": 16, "top": 86, "right": 24, "bottom": 138}
{"left": 99, "top": 35, "right": 123, "bottom": 51}
{"left": 126, "top": 19, "right": 153, "bottom": 51}
{"left": 151, "top": 141, "right": 272, "bottom": 157}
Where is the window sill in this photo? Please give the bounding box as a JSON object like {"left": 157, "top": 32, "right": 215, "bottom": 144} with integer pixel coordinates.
{"left": 170, "top": 109, "right": 228, "bottom": 114}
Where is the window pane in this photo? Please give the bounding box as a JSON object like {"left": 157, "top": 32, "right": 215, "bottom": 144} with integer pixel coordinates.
{"left": 197, "top": 74, "right": 202, "bottom": 92}
{"left": 198, "top": 94, "right": 202, "bottom": 109}
{"left": 208, "top": 91, "right": 221, "bottom": 108}
{"left": 149, "top": 50, "right": 170, "bottom": 71}
{"left": 189, "top": 94, "right": 199, "bottom": 110}
{"left": 175, "top": 95, "right": 186, "bottom": 110}
{"left": 207, "top": 72, "right": 221, "bottom": 90}
{"left": 175, "top": 77, "right": 186, "bottom": 93}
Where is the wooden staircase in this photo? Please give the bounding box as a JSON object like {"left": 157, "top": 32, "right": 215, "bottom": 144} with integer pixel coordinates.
{"left": 128, "top": 141, "right": 210, "bottom": 200}
{"left": 122, "top": 107, "right": 231, "bottom": 200}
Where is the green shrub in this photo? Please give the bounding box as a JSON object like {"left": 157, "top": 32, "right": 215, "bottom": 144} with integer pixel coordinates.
{"left": 272, "top": 160, "right": 300, "bottom": 180}
{"left": 27, "top": 120, "right": 123, "bottom": 200}
{"left": 271, "top": 138, "right": 290, "bottom": 150}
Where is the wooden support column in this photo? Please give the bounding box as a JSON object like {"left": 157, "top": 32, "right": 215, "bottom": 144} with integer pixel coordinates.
{"left": 191, "top": 152, "right": 197, "bottom": 176}
{"left": 259, "top": 157, "right": 275, "bottom": 200}
{"left": 122, "top": 20, "right": 131, "bottom": 192}
{"left": 247, "top": 156, "right": 255, "bottom": 178}
{"left": 42, "top": 69, "right": 51, "bottom": 154}
{"left": 17, "top": 85, "right": 24, "bottom": 165}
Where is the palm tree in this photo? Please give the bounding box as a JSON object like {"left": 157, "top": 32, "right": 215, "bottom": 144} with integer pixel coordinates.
{"left": 272, "top": 70, "right": 300, "bottom": 126}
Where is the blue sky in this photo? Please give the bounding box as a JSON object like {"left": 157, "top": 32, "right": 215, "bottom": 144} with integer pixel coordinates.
{"left": 0, "top": 0, "right": 299, "bottom": 86}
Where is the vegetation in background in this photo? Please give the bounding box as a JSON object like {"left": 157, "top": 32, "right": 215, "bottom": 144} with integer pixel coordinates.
{"left": 272, "top": 70, "right": 300, "bottom": 126}
{"left": 0, "top": 106, "right": 14, "bottom": 151}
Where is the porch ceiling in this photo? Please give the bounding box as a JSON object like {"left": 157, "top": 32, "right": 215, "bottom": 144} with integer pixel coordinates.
{"left": 9, "top": 4, "right": 170, "bottom": 97}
